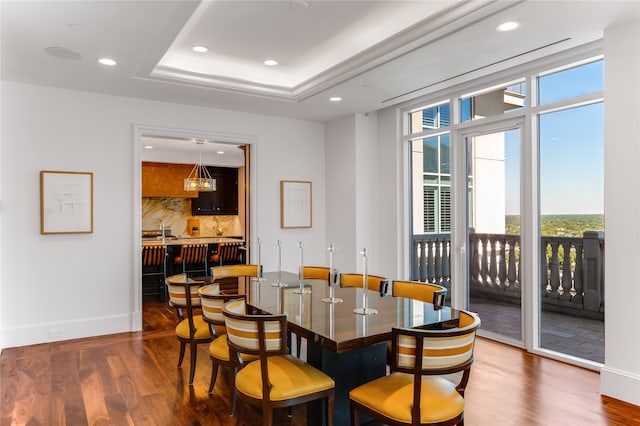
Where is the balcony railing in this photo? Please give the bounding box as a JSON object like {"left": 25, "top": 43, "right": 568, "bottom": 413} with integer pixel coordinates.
{"left": 411, "top": 231, "right": 604, "bottom": 320}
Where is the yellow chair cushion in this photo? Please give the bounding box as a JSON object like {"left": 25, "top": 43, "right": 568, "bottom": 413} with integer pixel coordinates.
{"left": 235, "top": 355, "right": 334, "bottom": 401}
{"left": 175, "top": 315, "right": 212, "bottom": 340}
{"left": 209, "top": 335, "right": 258, "bottom": 363}
{"left": 349, "top": 372, "right": 464, "bottom": 424}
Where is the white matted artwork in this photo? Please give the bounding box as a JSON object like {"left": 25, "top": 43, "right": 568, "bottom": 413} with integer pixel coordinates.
{"left": 40, "top": 170, "right": 93, "bottom": 234}
{"left": 280, "top": 180, "right": 312, "bottom": 228}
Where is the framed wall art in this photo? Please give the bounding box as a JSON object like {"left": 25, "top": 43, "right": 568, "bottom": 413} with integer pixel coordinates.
{"left": 40, "top": 170, "right": 94, "bottom": 234}
{"left": 280, "top": 180, "right": 312, "bottom": 228}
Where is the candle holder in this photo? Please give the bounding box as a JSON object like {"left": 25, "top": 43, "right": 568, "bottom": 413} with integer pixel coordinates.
{"left": 322, "top": 243, "right": 343, "bottom": 303}
{"left": 271, "top": 240, "right": 287, "bottom": 287}
{"left": 293, "top": 241, "right": 311, "bottom": 294}
{"left": 354, "top": 248, "right": 377, "bottom": 315}
{"left": 252, "top": 238, "right": 267, "bottom": 284}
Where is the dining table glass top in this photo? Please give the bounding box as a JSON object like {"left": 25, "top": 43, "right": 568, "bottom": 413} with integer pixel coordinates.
{"left": 242, "top": 271, "right": 460, "bottom": 353}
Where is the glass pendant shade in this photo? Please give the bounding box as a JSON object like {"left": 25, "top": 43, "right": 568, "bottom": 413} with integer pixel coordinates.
{"left": 184, "top": 153, "right": 216, "bottom": 192}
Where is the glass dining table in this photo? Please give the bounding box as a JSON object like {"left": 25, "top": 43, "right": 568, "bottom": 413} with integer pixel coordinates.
{"left": 237, "top": 271, "right": 461, "bottom": 426}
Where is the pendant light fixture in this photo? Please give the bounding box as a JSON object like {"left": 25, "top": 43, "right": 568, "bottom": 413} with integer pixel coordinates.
{"left": 184, "top": 143, "right": 216, "bottom": 192}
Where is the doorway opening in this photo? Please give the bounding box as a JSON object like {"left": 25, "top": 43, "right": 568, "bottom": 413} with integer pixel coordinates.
{"left": 133, "top": 125, "right": 256, "bottom": 329}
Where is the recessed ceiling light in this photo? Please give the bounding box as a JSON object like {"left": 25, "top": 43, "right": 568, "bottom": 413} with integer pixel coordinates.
{"left": 496, "top": 21, "right": 520, "bottom": 32}
{"left": 264, "top": 59, "right": 278, "bottom": 66}
{"left": 98, "top": 58, "right": 117, "bottom": 66}
{"left": 329, "top": 96, "right": 342, "bottom": 102}
{"left": 217, "top": 151, "right": 225, "bottom": 155}
{"left": 192, "top": 45, "right": 208, "bottom": 53}
{"left": 67, "top": 23, "right": 84, "bottom": 30}
{"left": 144, "top": 145, "right": 153, "bottom": 149}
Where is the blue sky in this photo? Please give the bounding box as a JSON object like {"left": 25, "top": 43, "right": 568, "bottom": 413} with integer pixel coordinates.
{"left": 504, "top": 60, "right": 604, "bottom": 215}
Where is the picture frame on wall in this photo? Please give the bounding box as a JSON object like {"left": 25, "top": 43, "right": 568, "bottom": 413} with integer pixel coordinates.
{"left": 40, "top": 170, "right": 94, "bottom": 234}
{"left": 280, "top": 180, "right": 312, "bottom": 229}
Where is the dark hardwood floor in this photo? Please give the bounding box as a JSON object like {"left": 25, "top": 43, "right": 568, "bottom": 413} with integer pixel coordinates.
{"left": 2, "top": 298, "right": 639, "bottom": 425}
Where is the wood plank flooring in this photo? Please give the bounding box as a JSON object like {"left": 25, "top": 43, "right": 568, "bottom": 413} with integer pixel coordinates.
{"left": 2, "top": 299, "right": 639, "bottom": 426}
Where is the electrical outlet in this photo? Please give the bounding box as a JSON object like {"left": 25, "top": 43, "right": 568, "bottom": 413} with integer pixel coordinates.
{"left": 49, "top": 329, "right": 63, "bottom": 338}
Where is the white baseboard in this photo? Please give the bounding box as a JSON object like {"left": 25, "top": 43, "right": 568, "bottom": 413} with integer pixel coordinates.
{"left": 1, "top": 312, "right": 142, "bottom": 349}
{"left": 601, "top": 365, "right": 640, "bottom": 406}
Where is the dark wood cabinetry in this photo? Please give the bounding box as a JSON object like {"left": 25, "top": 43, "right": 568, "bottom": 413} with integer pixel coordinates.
{"left": 191, "top": 166, "right": 238, "bottom": 215}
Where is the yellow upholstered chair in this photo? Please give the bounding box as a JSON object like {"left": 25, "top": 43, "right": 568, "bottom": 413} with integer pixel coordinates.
{"left": 392, "top": 280, "right": 447, "bottom": 307}
{"left": 211, "top": 264, "right": 259, "bottom": 279}
{"left": 199, "top": 285, "right": 257, "bottom": 404}
{"left": 211, "top": 264, "right": 260, "bottom": 294}
{"left": 293, "top": 266, "right": 334, "bottom": 357}
{"left": 350, "top": 310, "right": 481, "bottom": 426}
{"left": 387, "top": 280, "right": 449, "bottom": 368}
{"left": 166, "top": 273, "right": 213, "bottom": 385}
{"left": 340, "top": 273, "right": 389, "bottom": 295}
{"left": 302, "top": 266, "right": 331, "bottom": 281}
{"left": 222, "top": 299, "right": 336, "bottom": 426}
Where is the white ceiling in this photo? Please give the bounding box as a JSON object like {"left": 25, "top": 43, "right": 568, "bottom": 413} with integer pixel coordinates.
{"left": 2, "top": 0, "right": 639, "bottom": 125}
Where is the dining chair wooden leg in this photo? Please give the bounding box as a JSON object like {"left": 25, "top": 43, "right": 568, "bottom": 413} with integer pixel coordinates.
{"left": 177, "top": 342, "right": 186, "bottom": 367}
{"left": 229, "top": 366, "right": 238, "bottom": 416}
{"left": 327, "top": 394, "right": 335, "bottom": 426}
{"left": 208, "top": 361, "right": 218, "bottom": 394}
{"left": 188, "top": 342, "right": 197, "bottom": 385}
{"left": 262, "top": 406, "right": 273, "bottom": 426}
{"left": 350, "top": 402, "right": 358, "bottom": 426}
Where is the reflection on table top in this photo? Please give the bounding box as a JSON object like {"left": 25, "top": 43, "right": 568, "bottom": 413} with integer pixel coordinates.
{"left": 245, "top": 271, "right": 460, "bottom": 353}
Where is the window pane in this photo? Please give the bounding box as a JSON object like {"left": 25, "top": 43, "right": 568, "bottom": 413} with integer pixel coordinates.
{"left": 409, "top": 101, "right": 450, "bottom": 134}
{"left": 460, "top": 81, "right": 526, "bottom": 123}
{"left": 440, "top": 187, "right": 451, "bottom": 232}
{"left": 423, "top": 187, "right": 437, "bottom": 232}
{"left": 440, "top": 103, "right": 451, "bottom": 127}
{"left": 423, "top": 174, "right": 438, "bottom": 185}
{"left": 423, "top": 137, "right": 438, "bottom": 173}
{"left": 440, "top": 134, "right": 450, "bottom": 173}
{"left": 538, "top": 101, "right": 604, "bottom": 363}
{"left": 461, "top": 97, "right": 472, "bottom": 122}
{"left": 538, "top": 60, "right": 603, "bottom": 105}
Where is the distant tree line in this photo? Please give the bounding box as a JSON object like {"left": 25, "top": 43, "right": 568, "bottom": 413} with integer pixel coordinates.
{"left": 505, "top": 214, "right": 604, "bottom": 237}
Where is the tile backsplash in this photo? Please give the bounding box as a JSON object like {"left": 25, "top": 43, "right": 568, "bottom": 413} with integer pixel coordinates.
{"left": 142, "top": 197, "right": 242, "bottom": 237}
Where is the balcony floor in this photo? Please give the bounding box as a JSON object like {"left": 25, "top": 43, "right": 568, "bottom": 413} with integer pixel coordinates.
{"left": 469, "top": 299, "right": 604, "bottom": 364}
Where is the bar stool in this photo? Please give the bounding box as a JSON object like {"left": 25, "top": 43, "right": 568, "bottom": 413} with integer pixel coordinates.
{"left": 174, "top": 243, "right": 208, "bottom": 277}
{"left": 210, "top": 241, "right": 245, "bottom": 266}
{"left": 142, "top": 245, "right": 167, "bottom": 299}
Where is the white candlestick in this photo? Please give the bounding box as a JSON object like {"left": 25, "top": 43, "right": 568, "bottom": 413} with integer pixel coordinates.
{"left": 322, "top": 243, "right": 342, "bottom": 303}
{"left": 294, "top": 241, "right": 309, "bottom": 294}
{"left": 298, "top": 241, "right": 304, "bottom": 285}
{"left": 328, "top": 243, "right": 335, "bottom": 285}
{"left": 257, "top": 238, "right": 262, "bottom": 278}
{"left": 272, "top": 240, "right": 285, "bottom": 287}
{"left": 354, "top": 248, "right": 376, "bottom": 315}
{"left": 361, "top": 248, "right": 368, "bottom": 311}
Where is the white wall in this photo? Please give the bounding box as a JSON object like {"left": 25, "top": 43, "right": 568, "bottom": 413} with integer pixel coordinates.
{"left": 376, "top": 107, "right": 404, "bottom": 279}
{"left": 0, "top": 82, "right": 326, "bottom": 348}
{"left": 326, "top": 115, "right": 357, "bottom": 272}
{"left": 601, "top": 18, "right": 640, "bottom": 406}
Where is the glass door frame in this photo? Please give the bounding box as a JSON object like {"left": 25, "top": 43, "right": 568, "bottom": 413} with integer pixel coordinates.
{"left": 451, "top": 115, "right": 537, "bottom": 350}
